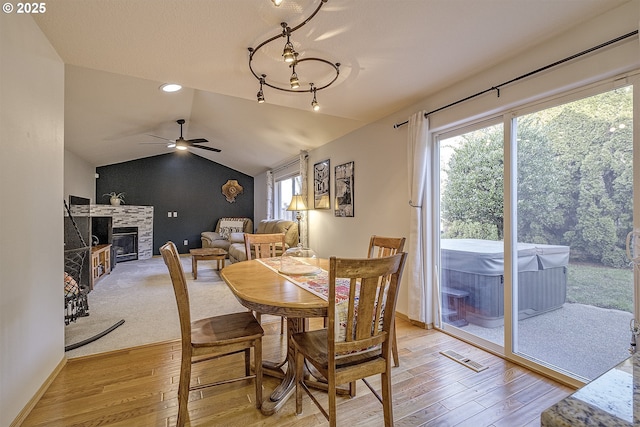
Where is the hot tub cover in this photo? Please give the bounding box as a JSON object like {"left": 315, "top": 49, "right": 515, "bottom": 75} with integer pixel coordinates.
{"left": 441, "top": 239, "right": 569, "bottom": 276}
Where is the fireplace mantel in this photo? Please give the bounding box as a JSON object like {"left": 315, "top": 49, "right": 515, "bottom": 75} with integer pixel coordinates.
{"left": 90, "top": 205, "right": 153, "bottom": 260}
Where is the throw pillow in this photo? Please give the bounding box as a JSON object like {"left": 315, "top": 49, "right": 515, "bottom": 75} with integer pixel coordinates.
{"left": 219, "top": 218, "right": 246, "bottom": 240}
{"left": 64, "top": 272, "right": 79, "bottom": 297}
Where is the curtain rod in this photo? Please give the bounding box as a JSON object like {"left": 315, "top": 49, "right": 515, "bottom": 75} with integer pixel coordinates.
{"left": 393, "top": 30, "right": 639, "bottom": 129}
{"left": 270, "top": 152, "right": 309, "bottom": 173}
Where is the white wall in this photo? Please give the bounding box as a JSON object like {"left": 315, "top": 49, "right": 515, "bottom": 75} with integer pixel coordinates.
{"left": 0, "top": 14, "right": 65, "bottom": 426}
{"left": 64, "top": 149, "right": 96, "bottom": 203}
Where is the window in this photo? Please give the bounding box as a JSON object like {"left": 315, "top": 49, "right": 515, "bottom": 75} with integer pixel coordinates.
{"left": 272, "top": 159, "right": 302, "bottom": 220}
{"left": 274, "top": 175, "right": 301, "bottom": 220}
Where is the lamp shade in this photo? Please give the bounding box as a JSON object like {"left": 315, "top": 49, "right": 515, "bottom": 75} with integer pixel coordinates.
{"left": 287, "top": 194, "right": 308, "bottom": 211}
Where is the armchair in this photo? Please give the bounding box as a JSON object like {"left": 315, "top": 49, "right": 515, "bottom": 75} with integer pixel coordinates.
{"left": 201, "top": 217, "right": 253, "bottom": 253}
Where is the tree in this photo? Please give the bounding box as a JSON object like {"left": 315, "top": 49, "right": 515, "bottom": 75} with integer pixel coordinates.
{"left": 442, "top": 126, "right": 504, "bottom": 239}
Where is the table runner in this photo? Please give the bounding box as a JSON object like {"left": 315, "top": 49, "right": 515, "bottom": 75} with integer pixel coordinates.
{"left": 256, "top": 257, "right": 355, "bottom": 303}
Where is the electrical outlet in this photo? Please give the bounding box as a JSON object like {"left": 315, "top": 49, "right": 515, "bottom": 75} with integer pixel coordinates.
{"left": 183, "top": 240, "right": 188, "bottom": 245}
{"left": 173, "top": 211, "right": 178, "bottom": 217}
{"left": 167, "top": 212, "right": 171, "bottom": 218}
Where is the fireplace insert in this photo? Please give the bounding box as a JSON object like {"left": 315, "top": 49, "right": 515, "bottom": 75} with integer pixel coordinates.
{"left": 112, "top": 226, "right": 138, "bottom": 262}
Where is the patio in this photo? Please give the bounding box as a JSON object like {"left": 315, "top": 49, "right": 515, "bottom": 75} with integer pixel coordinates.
{"left": 454, "top": 302, "right": 633, "bottom": 380}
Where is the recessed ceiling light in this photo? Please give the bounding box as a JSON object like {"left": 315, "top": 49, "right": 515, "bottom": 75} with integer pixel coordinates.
{"left": 160, "top": 83, "right": 182, "bottom": 93}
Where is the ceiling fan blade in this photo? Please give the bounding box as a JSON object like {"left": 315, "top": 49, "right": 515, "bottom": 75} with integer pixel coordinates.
{"left": 192, "top": 145, "right": 221, "bottom": 153}
{"left": 187, "top": 138, "right": 208, "bottom": 144}
{"left": 145, "top": 134, "right": 175, "bottom": 142}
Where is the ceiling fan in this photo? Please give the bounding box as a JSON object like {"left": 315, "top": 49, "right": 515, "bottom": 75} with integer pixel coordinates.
{"left": 144, "top": 119, "right": 221, "bottom": 152}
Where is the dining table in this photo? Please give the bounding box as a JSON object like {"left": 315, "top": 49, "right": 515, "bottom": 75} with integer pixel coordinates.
{"left": 220, "top": 256, "right": 332, "bottom": 415}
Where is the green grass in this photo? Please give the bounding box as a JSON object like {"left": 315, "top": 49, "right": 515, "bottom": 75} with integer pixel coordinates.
{"left": 566, "top": 262, "right": 634, "bottom": 313}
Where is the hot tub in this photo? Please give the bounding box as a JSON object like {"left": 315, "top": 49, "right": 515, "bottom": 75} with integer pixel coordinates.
{"left": 441, "top": 239, "right": 569, "bottom": 328}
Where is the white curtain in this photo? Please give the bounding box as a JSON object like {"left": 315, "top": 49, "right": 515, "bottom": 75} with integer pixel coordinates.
{"left": 406, "top": 111, "right": 432, "bottom": 325}
{"left": 266, "top": 170, "right": 274, "bottom": 220}
{"left": 299, "top": 150, "right": 309, "bottom": 248}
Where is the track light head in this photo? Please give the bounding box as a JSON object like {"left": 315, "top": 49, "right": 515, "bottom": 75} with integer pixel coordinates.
{"left": 310, "top": 84, "right": 320, "bottom": 111}
{"left": 290, "top": 71, "right": 300, "bottom": 89}
{"left": 283, "top": 43, "right": 296, "bottom": 63}
{"left": 257, "top": 75, "right": 266, "bottom": 103}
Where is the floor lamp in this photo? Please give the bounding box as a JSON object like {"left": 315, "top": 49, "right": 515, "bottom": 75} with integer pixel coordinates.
{"left": 287, "top": 194, "right": 308, "bottom": 246}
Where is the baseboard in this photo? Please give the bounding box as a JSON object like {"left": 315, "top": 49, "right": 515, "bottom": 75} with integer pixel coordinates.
{"left": 10, "top": 356, "right": 67, "bottom": 427}
{"left": 395, "top": 311, "right": 432, "bottom": 330}
{"left": 66, "top": 339, "right": 182, "bottom": 361}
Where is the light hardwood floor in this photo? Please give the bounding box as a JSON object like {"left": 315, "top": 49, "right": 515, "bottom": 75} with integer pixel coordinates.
{"left": 21, "top": 318, "right": 573, "bottom": 427}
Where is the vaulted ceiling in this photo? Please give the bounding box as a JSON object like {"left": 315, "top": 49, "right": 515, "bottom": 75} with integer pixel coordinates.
{"left": 33, "top": 0, "right": 627, "bottom": 176}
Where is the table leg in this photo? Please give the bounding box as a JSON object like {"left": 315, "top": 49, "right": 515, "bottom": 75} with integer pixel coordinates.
{"left": 192, "top": 256, "right": 197, "bottom": 280}
{"left": 260, "top": 317, "right": 302, "bottom": 415}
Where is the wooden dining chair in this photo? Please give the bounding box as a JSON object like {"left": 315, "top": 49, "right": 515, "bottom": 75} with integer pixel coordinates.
{"left": 244, "top": 233, "right": 287, "bottom": 334}
{"left": 368, "top": 235, "right": 406, "bottom": 367}
{"left": 160, "top": 241, "right": 264, "bottom": 427}
{"left": 292, "top": 253, "right": 407, "bottom": 427}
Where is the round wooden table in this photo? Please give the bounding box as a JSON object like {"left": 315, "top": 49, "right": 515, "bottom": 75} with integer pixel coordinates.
{"left": 220, "top": 258, "right": 328, "bottom": 415}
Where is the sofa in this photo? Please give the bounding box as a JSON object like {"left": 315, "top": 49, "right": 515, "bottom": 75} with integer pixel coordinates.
{"left": 201, "top": 217, "right": 254, "bottom": 253}
{"left": 227, "top": 219, "right": 299, "bottom": 263}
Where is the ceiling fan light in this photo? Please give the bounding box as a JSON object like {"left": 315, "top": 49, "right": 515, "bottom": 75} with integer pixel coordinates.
{"left": 175, "top": 138, "right": 189, "bottom": 150}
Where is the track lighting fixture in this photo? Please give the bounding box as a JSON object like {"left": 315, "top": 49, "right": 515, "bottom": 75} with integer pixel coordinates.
{"left": 248, "top": 0, "right": 339, "bottom": 111}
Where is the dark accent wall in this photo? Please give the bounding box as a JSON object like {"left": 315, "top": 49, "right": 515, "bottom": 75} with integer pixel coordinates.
{"left": 96, "top": 153, "right": 254, "bottom": 255}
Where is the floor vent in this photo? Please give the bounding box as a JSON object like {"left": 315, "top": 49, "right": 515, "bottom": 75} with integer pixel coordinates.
{"left": 440, "top": 350, "right": 488, "bottom": 372}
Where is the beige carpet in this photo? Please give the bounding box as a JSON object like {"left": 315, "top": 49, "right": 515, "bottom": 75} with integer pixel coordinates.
{"left": 64, "top": 255, "right": 248, "bottom": 358}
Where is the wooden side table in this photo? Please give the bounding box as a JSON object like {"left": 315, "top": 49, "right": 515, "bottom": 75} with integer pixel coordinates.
{"left": 91, "top": 244, "right": 112, "bottom": 288}
{"left": 189, "top": 248, "right": 227, "bottom": 279}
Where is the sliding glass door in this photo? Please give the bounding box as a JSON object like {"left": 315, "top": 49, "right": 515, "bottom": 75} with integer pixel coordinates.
{"left": 437, "top": 79, "right": 636, "bottom": 382}
{"left": 438, "top": 120, "right": 505, "bottom": 349}
{"left": 511, "top": 84, "right": 634, "bottom": 380}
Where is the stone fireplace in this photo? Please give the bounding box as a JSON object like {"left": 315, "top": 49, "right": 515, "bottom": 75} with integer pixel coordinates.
{"left": 90, "top": 205, "right": 153, "bottom": 260}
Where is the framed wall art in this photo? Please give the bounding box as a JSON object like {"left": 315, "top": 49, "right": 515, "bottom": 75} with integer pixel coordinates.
{"left": 334, "top": 161, "right": 354, "bottom": 217}
{"left": 313, "top": 159, "right": 330, "bottom": 209}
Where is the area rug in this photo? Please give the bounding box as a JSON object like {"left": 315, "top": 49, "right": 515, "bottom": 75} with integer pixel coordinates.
{"left": 64, "top": 255, "right": 247, "bottom": 358}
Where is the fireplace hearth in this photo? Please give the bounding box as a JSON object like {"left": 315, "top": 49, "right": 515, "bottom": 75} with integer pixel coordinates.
{"left": 112, "top": 227, "right": 138, "bottom": 262}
